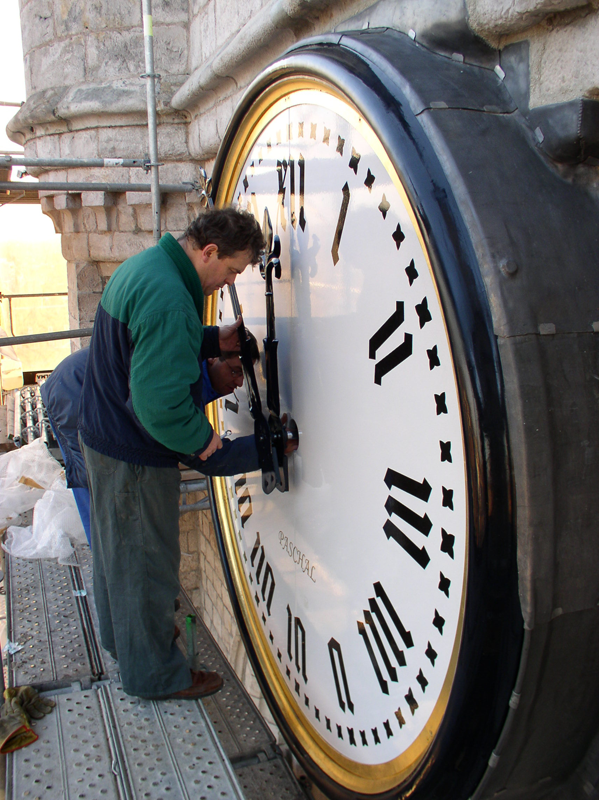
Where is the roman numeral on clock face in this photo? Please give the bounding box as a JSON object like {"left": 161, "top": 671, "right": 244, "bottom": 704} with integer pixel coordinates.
{"left": 331, "top": 182, "right": 350, "bottom": 265}
{"left": 287, "top": 606, "right": 308, "bottom": 683}
{"left": 383, "top": 468, "right": 431, "bottom": 569}
{"left": 235, "top": 475, "right": 253, "bottom": 527}
{"left": 369, "top": 302, "right": 413, "bottom": 385}
{"left": 250, "top": 532, "right": 275, "bottom": 615}
{"left": 328, "top": 638, "right": 354, "bottom": 713}
{"left": 277, "top": 157, "right": 306, "bottom": 233}
{"left": 288, "top": 156, "right": 306, "bottom": 231}
{"left": 358, "top": 582, "right": 413, "bottom": 696}
{"left": 224, "top": 397, "right": 239, "bottom": 413}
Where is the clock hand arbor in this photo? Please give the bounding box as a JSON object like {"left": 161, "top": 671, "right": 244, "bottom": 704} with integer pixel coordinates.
{"left": 228, "top": 283, "right": 277, "bottom": 495}
{"left": 228, "top": 232, "right": 298, "bottom": 494}
{"left": 204, "top": 172, "right": 288, "bottom": 494}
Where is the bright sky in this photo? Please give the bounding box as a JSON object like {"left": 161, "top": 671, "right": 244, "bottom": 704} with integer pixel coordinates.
{"left": 0, "top": 0, "right": 58, "bottom": 243}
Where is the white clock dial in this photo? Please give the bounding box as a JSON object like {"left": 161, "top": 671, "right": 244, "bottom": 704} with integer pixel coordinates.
{"left": 209, "top": 89, "right": 468, "bottom": 788}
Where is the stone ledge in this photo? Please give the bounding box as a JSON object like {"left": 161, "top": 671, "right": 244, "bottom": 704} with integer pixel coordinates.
{"left": 7, "top": 78, "right": 188, "bottom": 144}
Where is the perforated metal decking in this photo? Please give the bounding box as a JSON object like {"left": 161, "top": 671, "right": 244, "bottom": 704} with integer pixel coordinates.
{"left": 4, "top": 544, "right": 305, "bottom": 800}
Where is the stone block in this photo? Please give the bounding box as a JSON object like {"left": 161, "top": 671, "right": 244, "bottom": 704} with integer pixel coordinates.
{"left": 76, "top": 291, "right": 103, "bottom": 327}
{"left": 125, "top": 192, "right": 152, "bottom": 208}
{"left": 179, "top": 510, "right": 195, "bottom": 533}
{"left": 157, "top": 124, "right": 190, "bottom": 160}
{"left": 154, "top": 0, "right": 189, "bottom": 25}
{"left": 527, "top": 10, "right": 599, "bottom": 106}
{"left": 60, "top": 209, "right": 81, "bottom": 234}
{"left": 53, "top": 192, "right": 82, "bottom": 211}
{"left": 178, "top": 528, "right": 189, "bottom": 553}
{"left": 39, "top": 196, "right": 55, "bottom": 214}
{"left": 112, "top": 230, "right": 152, "bottom": 261}
{"left": 52, "top": 1, "right": 83, "bottom": 38}
{"left": 20, "top": 0, "right": 55, "bottom": 53}
{"left": 97, "top": 125, "right": 149, "bottom": 159}
{"left": 133, "top": 204, "right": 155, "bottom": 232}
{"left": 165, "top": 199, "right": 191, "bottom": 234}
{"left": 206, "top": 579, "right": 218, "bottom": 604}
{"left": 76, "top": 262, "right": 103, "bottom": 293}
{"left": 60, "top": 128, "right": 99, "bottom": 158}
{"left": 82, "top": 207, "right": 98, "bottom": 232}
{"left": 61, "top": 233, "right": 90, "bottom": 262}
{"left": 191, "top": 0, "right": 211, "bottom": 16}
{"left": 197, "top": 112, "right": 221, "bottom": 159}
{"left": 88, "top": 232, "right": 114, "bottom": 261}
{"left": 32, "top": 134, "right": 61, "bottom": 163}
{"left": 214, "top": 94, "right": 237, "bottom": 141}
{"left": 154, "top": 25, "right": 189, "bottom": 75}
{"left": 56, "top": 3, "right": 141, "bottom": 35}
{"left": 81, "top": 192, "right": 115, "bottom": 208}
{"left": 199, "top": 3, "right": 217, "bottom": 62}
{"left": 94, "top": 206, "right": 116, "bottom": 232}
{"left": 117, "top": 204, "right": 138, "bottom": 232}
{"left": 189, "top": 14, "right": 203, "bottom": 72}
{"left": 466, "top": 0, "right": 589, "bottom": 37}
{"left": 86, "top": 30, "right": 145, "bottom": 82}
{"left": 158, "top": 161, "right": 197, "bottom": 183}
{"left": 211, "top": 614, "right": 223, "bottom": 640}
{"left": 215, "top": 0, "right": 262, "bottom": 49}
{"left": 97, "top": 262, "right": 119, "bottom": 279}
{"left": 27, "top": 40, "right": 86, "bottom": 93}
{"left": 66, "top": 261, "right": 79, "bottom": 296}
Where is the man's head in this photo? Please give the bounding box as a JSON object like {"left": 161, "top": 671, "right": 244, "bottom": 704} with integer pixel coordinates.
{"left": 182, "top": 207, "right": 265, "bottom": 295}
{"left": 207, "top": 329, "right": 260, "bottom": 396}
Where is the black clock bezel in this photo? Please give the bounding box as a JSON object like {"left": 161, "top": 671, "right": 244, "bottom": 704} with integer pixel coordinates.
{"left": 209, "top": 32, "right": 523, "bottom": 800}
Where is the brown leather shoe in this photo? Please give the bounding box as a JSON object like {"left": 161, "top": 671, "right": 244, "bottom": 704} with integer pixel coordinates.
{"left": 153, "top": 670, "right": 223, "bottom": 700}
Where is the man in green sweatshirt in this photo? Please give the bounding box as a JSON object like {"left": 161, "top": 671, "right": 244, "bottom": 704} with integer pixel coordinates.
{"left": 79, "top": 207, "right": 265, "bottom": 700}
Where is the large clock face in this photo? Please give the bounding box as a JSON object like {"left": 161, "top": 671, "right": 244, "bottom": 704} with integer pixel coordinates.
{"left": 207, "top": 83, "right": 470, "bottom": 794}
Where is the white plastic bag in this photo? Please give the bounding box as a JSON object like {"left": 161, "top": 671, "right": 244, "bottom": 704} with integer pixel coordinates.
{"left": 0, "top": 438, "right": 63, "bottom": 490}
{"left": 0, "top": 484, "right": 44, "bottom": 529}
{"left": 0, "top": 439, "right": 64, "bottom": 529}
{"left": 2, "top": 475, "right": 87, "bottom": 565}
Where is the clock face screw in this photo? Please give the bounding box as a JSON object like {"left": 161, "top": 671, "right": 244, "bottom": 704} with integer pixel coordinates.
{"left": 500, "top": 258, "right": 519, "bottom": 277}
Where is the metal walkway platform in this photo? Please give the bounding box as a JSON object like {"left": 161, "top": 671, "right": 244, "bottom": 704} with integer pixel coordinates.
{"left": 3, "top": 544, "right": 305, "bottom": 800}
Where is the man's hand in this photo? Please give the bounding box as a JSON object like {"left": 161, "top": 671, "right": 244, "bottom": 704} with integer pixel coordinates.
{"left": 219, "top": 317, "right": 243, "bottom": 353}
{"left": 199, "top": 430, "right": 223, "bottom": 461}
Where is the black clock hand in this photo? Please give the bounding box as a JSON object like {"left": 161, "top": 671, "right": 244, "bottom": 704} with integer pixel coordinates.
{"left": 263, "top": 236, "right": 281, "bottom": 418}
{"left": 228, "top": 284, "right": 277, "bottom": 494}
{"left": 263, "top": 236, "right": 294, "bottom": 493}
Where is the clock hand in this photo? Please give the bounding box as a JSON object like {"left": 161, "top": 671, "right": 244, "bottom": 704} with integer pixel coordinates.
{"left": 228, "top": 283, "right": 277, "bottom": 495}
{"left": 263, "top": 236, "right": 294, "bottom": 493}
{"left": 263, "top": 235, "right": 281, "bottom": 418}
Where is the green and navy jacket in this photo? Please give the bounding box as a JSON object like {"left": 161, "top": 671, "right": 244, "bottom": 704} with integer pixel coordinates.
{"left": 79, "top": 233, "right": 219, "bottom": 467}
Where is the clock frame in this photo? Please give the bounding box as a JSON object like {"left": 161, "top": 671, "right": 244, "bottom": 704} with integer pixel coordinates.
{"left": 203, "top": 28, "right": 599, "bottom": 800}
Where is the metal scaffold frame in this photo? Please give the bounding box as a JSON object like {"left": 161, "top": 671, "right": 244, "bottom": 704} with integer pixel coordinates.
{"left": 0, "top": 0, "right": 183, "bottom": 348}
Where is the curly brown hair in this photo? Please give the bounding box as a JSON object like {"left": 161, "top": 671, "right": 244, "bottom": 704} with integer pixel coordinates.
{"left": 185, "top": 207, "right": 265, "bottom": 264}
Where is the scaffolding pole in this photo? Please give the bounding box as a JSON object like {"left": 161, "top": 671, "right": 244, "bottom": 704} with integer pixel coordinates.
{"left": 0, "top": 156, "right": 150, "bottom": 169}
{"left": 0, "top": 329, "right": 93, "bottom": 347}
{"left": 0, "top": 181, "right": 195, "bottom": 193}
{"left": 142, "top": 0, "right": 161, "bottom": 244}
